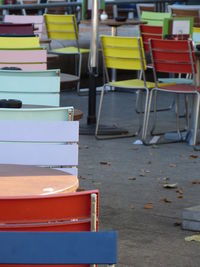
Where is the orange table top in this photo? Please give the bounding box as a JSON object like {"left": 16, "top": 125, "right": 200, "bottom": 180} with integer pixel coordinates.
{"left": 0, "top": 164, "right": 79, "bottom": 197}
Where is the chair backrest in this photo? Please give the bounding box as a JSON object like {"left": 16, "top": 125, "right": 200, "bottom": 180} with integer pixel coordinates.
{"left": 141, "top": 11, "right": 171, "bottom": 26}
{"left": 136, "top": 4, "right": 156, "bottom": 20}
{"left": 0, "top": 36, "right": 40, "bottom": 49}
{"left": 4, "top": 15, "right": 44, "bottom": 38}
{"left": 0, "top": 231, "right": 117, "bottom": 265}
{"left": 0, "top": 118, "right": 78, "bottom": 176}
{"left": 170, "top": 8, "right": 200, "bottom": 27}
{"left": 0, "top": 188, "right": 97, "bottom": 231}
{"left": 149, "top": 39, "right": 196, "bottom": 85}
{"left": 193, "top": 27, "right": 200, "bottom": 44}
{"left": 19, "top": 0, "right": 40, "bottom": 15}
{"left": 139, "top": 24, "right": 163, "bottom": 53}
{"left": 0, "top": 70, "right": 60, "bottom": 106}
{"left": 44, "top": 14, "right": 78, "bottom": 41}
{"left": 0, "top": 23, "right": 34, "bottom": 36}
{"left": 0, "top": 49, "right": 46, "bottom": 70}
{"left": 101, "top": 35, "right": 147, "bottom": 82}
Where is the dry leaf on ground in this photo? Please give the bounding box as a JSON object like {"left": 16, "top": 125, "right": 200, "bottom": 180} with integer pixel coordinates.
{"left": 174, "top": 221, "right": 182, "bottom": 227}
{"left": 161, "top": 198, "right": 172, "bottom": 203}
{"left": 128, "top": 177, "right": 136, "bottom": 181}
{"left": 177, "top": 195, "right": 183, "bottom": 199}
{"left": 191, "top": 180, "right": 200, "bottom": 185}
{"left": 176, "top": 188, "right": 183, "bottom": 194}
{"left": 169, "top": 163, "right": 177, "bottom": 168}
{"left": 190, "top": 154, "right": 198, "bottom": 159}
{"left": 163, "top": 183, "right": 178, "bottom": 189}
{"left": 185, "top": 235, "right": 200, "bottom": 242}
{"left": 144, "top": 203, "right": 152, "bottom": 209}
{"left": 130, "top": 203, "right": 135, "bottom": 209}
{"left": 100, "top": 161, "right": 111, "bottom": 166}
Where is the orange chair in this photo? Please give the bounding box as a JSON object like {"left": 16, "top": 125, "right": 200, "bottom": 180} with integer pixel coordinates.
{"left": 0, "top": 189, "right": 99, "bottom": 267}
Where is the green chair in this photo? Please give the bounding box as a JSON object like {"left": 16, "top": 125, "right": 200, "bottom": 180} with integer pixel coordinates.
{"left": 0, "top": 69, "right": 61, "bottom": 107}
{"left": 141, "top": 11, "right": 171, "bottom": 26}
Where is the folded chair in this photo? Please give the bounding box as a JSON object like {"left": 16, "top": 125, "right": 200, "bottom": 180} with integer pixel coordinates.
{"left": 143, "top": 39, "right": 200, "bottom": 145}
{"left": 44, "top": 14, "right": 90, "bottom": 94}
{"left": 95, "top": 35, "right": 158, "bottom": 140}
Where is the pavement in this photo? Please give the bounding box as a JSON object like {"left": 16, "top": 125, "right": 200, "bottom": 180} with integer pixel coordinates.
{"left": 60, "top": 89, "right": 200, "bottom": 267}
{"left": 58, "top": 22, "right": 200, "bottom": 267}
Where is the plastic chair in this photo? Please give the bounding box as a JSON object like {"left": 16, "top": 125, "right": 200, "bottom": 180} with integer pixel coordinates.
{"left": 95, "top": 35, "right": 158, "bottom": 140}
{"left": 4, "top": 15, "right": 44, "bottom": 38}
{"left": 141, "top": 11, "right": 171, "bottom": 26}
{"left": 44, "top": 14, "right": 89, "bottom": 94}
{"left": 143, "top": 39, "right": 199, "bottom": 145}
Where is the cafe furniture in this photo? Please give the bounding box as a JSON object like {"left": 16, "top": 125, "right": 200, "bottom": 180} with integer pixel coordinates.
{"left": 141, "top": 11, "right": 171, "bottom": 26}
{"left": 143, "top": 39, "right": 199, "bottom": 145}
{"left": 95, "top": 36, "right": 157, "bottom": 140}
{"left": 44, "top": 14, "right": 90, "bottom": 94}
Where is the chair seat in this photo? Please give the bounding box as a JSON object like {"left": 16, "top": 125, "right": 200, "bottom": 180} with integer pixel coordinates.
{"left": 109, "top": 79, "right": 156, "bottom": 89}
{"left": 52, "top": 46, "right": 89, "bottom": 54}
{"left": 108, "top": 79, "right": 174, "bottom": 90}
{"left": 157, "top": 83, "right": 199, "bottom": 93}
{"left": 158, "top": 78, "right": 193, "bottom": 84}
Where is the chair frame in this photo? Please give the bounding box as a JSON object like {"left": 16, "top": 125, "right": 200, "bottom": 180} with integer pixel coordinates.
{"left": 44, "top": 14, "right": 88, "bottom": 95}
{"left": 95, "top": 36, "right": 150, "bottom": 140}
{"left": 143, "top": 39, "right": 199, "bottom": 145}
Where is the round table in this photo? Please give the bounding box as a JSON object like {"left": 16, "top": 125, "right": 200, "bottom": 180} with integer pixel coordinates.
{"left": 0, "top": 164, "right": 79, "bottom": 197}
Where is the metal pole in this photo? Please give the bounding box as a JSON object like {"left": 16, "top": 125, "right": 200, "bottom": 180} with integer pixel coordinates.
{"left": 87, "top": 0, "right": 99, "bottom": 125}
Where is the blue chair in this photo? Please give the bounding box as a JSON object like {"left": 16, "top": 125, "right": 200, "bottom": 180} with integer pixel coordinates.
{"left": 0, "top": 231, "right": 117, "bottom": 266}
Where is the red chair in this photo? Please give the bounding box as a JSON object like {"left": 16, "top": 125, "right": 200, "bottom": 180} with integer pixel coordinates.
{"left": 0, "top": 189, "right": 99, "bottom": 267}
{"left": 143, "top": 39, "right": 199, "bottom": 145}
{"left": 0, "top": 23, "right": 34, "bottom": 36}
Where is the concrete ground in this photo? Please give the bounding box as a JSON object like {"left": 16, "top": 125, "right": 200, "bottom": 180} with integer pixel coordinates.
{"left": 61, "top": 89, "right": 200, "bottom": 267}
{"left": 56, "top": 22, "right": 200, "bottom": 267}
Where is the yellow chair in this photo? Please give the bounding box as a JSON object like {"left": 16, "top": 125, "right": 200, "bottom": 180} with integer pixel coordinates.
{"left": 0, "top": 36, "right": 40, "bottom": 49}
{"left": 95, "top": 35, "right": 156, "bottom": 140}
{"left": 44, "top": 14, "right": 89, "bottom": 94}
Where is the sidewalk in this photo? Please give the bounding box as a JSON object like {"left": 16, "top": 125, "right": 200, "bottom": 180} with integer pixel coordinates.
{"left": 61, "top": 90, "right": 200, "bottom": 267}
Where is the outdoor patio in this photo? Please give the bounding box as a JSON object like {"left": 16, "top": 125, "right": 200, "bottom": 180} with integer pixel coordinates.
{"left": 62, "top": 89, "right": 200, "bottom": 267}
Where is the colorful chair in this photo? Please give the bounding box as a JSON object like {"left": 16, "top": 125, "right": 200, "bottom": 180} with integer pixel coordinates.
{"left": 44, "top": 14, "right": 89, "bottom": 94}
{"left": 95, "top": 35, "right": 158, "bottom": 140}
{"left": 143, "top": 39, "right": 199, "bottom": 145}
{"left": 0, "top": 23, "right": 34, "bottom": 36}
{"left": 4, "top": 15, "right": 44, "bottom": 38}
{"left": 141, "top": 11, "right": 171, "bottom": 26}
{"left": 136, "top": 3, "right": 156, "bottom": 20}
{"left": 0, "top": 69, "right": 60, "bottom": 106}
{"left": 0, "top": 36, "right": 40, "bottom": 49}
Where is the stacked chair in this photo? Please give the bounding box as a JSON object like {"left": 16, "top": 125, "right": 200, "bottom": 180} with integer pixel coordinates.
{"left": 141, "top": 11, "right": 171, "bottom": 26}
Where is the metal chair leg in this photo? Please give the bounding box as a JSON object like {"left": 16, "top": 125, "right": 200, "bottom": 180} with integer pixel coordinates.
{"left": 95, "top": 85, "right": 106, "bottom": 138}
{"left": 77, "top": 53, "right": 82, "bottom": 95}
{"left": 142, "top": 89, "right": 154, "bottom": 143}
{"left": 193, "top": 93, "right": 200, "bottom": 146}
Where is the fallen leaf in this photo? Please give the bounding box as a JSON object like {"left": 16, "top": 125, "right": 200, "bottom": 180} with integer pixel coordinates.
{"left": 162, "top": 177, "right": 170, "bottom": 181}
{"left": 148, "top": 161, "right": 152, "bottom": 164}
{"left": 145, "top": 170, "right": 150, "bottom": 173}
{"left": 163, "top": 183, "right": 178, "bottom": 189}
{"left": 79, "top": 176, "right": 88, "bottom": 180}
{"left": 177, "top": 195, "right": 183, "bottom": 199}
{"left": 84, "top": 145, "right": 89, "bottom": 149}
{"left": 169, "top": 163, "right": 177, "bottom": 168}
{"left": 144, "top": 203, "right": 152, "bottom": 209}
{"left": 191, "top": 180, "right": 200, "bottom": 185}
{"left": 174, "top": 221, "right": 182, "bottom": 227}
{"left": 128, "top": 177, "right": 136, "bottom": 181}
{"left": 100, "top": 161, "right": 111, "bottom": 166}
{"left": 176, "top": 189, "right": 183, "bottom": 194}
{"left": 190, "top": 154, "right": 198, "bottom": 159}
{"left": 130, "top": 203, "right": 135, "bottom": 209}
{"left": 185, "top": 235, "right": 200, "bottom": 242}
{"left": 130, "top": 147, "right": 139, "bottom": 151}
{"left": 139, "top": 173, "right": 146, "bottom": 177}
{"left": 161, "top": 198, "right": 172, "bottom": 203}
